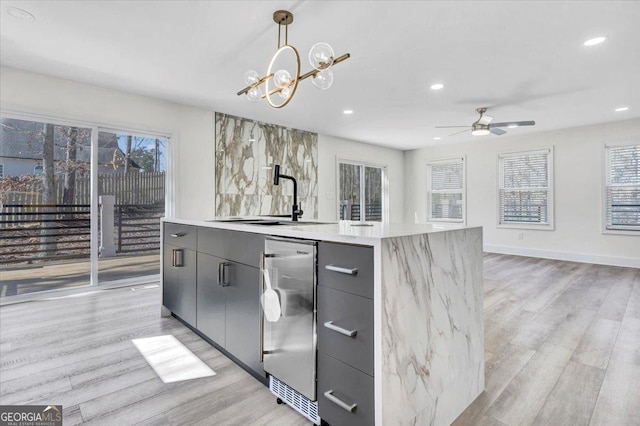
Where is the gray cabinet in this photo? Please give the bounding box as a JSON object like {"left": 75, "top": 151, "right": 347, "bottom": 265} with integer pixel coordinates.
{"left": 317, "top": 241, "right": 375, "bottom": 426}
{"left": 196, "top": 227, "right": 264, "bottom": 376}
{"left": 162, "top": 224, "right": 197, "bottom": 327}
{"left": 196, "top": 253, "right": 226, "bottom": 344}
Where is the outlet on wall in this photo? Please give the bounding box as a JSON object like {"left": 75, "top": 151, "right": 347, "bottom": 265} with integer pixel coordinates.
{"left": 517, "top": 232, "right": 524, "bottom": 240}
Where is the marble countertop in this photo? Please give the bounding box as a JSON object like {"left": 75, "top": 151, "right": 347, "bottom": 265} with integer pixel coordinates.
{"left": 162, "top": 217, "right": 478, "bottom": 246}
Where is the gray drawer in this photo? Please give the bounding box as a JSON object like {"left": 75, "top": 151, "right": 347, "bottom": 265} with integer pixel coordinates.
{"left": 318, "top": 352, "right": 374, "bottom": 426}
{"left": 164, "top": 223, "right": 197, "bottom": 250}
{"left": 197, "top": 227, "right": 265, "bottom": 267}
{"left": 318, "top": 286, "right": 373, "bottom": 376}
{"left": 318, "top": 242, "right": 373, "bottom": 299}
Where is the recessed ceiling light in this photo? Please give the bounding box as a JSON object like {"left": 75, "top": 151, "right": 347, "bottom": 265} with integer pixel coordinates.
{"left": 343, "top": 109, "right": 354, "bottom": 115}
{"left": 584, "top": 36, "right": 607, "bottom": 46}
{"left": 6, "top": 7, "right": 35, "bottom": 21}
{"left": 508, "top": 124, "right": 518, "bottom": 128}
{"left": 433, "top": 137, "right": 441, "bottom": 140}
{"left": 614, "top": 106, "right": 629, "bottom": 112}
{"left": 430, "top": 83, "right": 445, "bottom": 90}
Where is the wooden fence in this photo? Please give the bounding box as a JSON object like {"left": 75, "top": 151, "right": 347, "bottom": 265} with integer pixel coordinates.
{"left": 0, "top": 172, "right": 165, "bottom": 206}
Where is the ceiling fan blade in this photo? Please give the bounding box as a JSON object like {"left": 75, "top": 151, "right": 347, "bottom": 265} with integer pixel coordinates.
{"left": 435, "top": 125, "right": 471, "bottom": 128}
{"left": 490, "top": 127, "right": 506, "bottom": 135}
{"left": 448, "top": 129, "right": 470, "bottom": 137}
{"left": 490, "top": 120, "right": 536, "bottom": 128}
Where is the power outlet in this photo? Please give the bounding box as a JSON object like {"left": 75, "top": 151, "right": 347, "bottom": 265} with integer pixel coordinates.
{"left": 517, "top": 232, "right": 524, "bottom": 240}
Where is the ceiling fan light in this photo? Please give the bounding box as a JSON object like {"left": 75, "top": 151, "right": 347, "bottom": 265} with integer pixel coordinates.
{"left": 472, "top": 129, "right": 490, "bottom": 136}
{"left": 584, "top": 36, "right": 607, "bottom": 46}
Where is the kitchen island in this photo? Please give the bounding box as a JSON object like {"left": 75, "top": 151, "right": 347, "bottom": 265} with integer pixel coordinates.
{"left": 161, "top": 218, "right": 484, "bottom": 426}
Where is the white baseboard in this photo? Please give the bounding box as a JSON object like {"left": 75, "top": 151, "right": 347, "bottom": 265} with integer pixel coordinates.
{"left": 483, "top": 245, "right": 640, "bottom": 269}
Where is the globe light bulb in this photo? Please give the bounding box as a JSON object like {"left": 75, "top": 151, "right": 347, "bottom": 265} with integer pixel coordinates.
{"left": 279, "top": 87, "right": 291, "bottom": 100}
{"left": 244, "top": 70, "right": 260, "bottom": 85}
{"left": 273, "top": 69, "right": 292, "bottom": 88}
{"left": 309, "top": 42, "right": 335, "bottom": 71}
{"left": 312, "top": 70, "right": 334, "bottom": 90}
{"left": 246, "top": 86, "right": 262, "bottom": 102}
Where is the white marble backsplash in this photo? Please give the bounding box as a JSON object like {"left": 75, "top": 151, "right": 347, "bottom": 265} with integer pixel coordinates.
{"left": 380, "top": 228, "right": 484, "bottom": 425}
{"left": 215, "top": 113, "right": 318, "bottom": 218}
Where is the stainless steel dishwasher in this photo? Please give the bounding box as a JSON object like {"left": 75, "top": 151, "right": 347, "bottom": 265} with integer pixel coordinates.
{"left": 261, "top": 236, "right": 320, "bottom": 424}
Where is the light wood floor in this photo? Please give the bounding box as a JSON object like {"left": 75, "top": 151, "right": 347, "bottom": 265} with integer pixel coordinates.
{"left": 453, "top": 254, "right": 640, "bottom": 426}
{"left": 0, "top": 254, "right": 638, "bottom": 425}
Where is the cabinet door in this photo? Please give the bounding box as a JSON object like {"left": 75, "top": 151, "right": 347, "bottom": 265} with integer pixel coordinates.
{"left": 225, "top": 261, "right": 262, "bottom": 374}
{"left": 196, "top": 252, "right": 227, "bottom": 346}
{"left": 162, "top": 244, "right": 179, "bottom": 313}
{"left": 163, "top": 244, "right": 197, "bottom": 326}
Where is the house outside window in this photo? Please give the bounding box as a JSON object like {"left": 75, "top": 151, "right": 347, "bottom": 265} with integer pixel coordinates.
{"left": 498, "top": 148, "right": 554, "bottom": 229}
{"left": 0, "top": 163, "right": 4, "bottom": 177}
{"left": 427, "top": 157, "right": 465, "bottom": 223}
{"left": 34, "top": 165, "right": 43, "bottom": 174}
{"left": 604, "top": 143, "right": 640, "bottom": 232}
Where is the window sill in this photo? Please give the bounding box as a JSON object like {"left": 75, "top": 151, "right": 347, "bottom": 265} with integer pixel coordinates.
{"left": 497, "top": 223, "right": 555, "bottom": 231}
{"left": 602, "top": 228, "right": 640, "bottom": 236}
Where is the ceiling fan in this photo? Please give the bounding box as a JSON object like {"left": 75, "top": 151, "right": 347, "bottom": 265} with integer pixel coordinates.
{"left": 436, "top": 108, "right": 535, "bottom": 136}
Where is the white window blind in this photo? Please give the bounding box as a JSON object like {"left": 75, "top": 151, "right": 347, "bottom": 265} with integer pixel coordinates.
{"left": 427, "top": 158, "right": 464, "bottom": 222}
{"left": 498, "top": 149, "right": 553, "bottom": 226}
{"left": 605, "top": 144, "right": 640, "bottom": 231}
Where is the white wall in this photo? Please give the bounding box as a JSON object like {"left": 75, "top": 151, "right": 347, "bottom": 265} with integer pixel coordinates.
{"left": 404, "top": 119, "right": 640, "bottom": 267}
{"left": 0, "top": 67, "right": 404, "bottom": 222}
{"left": 317, "top": 134, "right": 404, "bottom": 223}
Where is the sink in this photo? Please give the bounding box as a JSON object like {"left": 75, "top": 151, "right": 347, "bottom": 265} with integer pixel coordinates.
{"left": 208, "top": 218, "right": 332, "bottom": 226}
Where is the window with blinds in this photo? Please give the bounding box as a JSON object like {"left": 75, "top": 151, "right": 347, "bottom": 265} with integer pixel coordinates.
{"left": 605, "top": 144, "right": 640, "bottom": 231}
{"left": 427, "top": 157, "right": 465, "bottom": 222}
{"left": 498, "top": 149, "right": 553, "bottom": 227}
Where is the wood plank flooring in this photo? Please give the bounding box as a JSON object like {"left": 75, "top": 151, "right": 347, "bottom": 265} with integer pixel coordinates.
{"left": 454, "top": 254, "right": 640, "bottom": 426}
{"left": 1, "top": 253, "right": 638, "bottom": 425}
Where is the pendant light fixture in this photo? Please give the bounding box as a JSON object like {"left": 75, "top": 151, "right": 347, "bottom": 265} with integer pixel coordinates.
{"left": 237, "top": 10, "right": 351, "bottom": 108}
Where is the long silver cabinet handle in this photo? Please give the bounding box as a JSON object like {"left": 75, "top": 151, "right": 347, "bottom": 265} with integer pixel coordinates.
{"left": 170, "top": 232, "right": 186, "bottom": 238}
{"left": 259, "top": 252, "right": 265, "bottom": 363}
{"left": 324, "top": 321, "right": 357, "bottom": 337}
{"left": 324, "top": 390, "right": 357, "bottom": 412}
{"left": 325, "top": 265, "right": 358, "bottom": 275}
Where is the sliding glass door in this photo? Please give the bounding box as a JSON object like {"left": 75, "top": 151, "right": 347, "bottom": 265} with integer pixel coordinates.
{"left": 0, "top": 113, "right": 169, "bottom": 297}
{"left": 338, "top": 160, "right": 386, "bottom": 222}
{"left": 97, "top": 130, "right": 167, "bottom": 284}
{"left": 0, "top": 116, "right": 93, "bottom": 296}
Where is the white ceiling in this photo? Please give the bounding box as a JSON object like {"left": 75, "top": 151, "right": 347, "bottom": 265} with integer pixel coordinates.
{"left": 1, "top": 1, "right": 639, "bottom": 150}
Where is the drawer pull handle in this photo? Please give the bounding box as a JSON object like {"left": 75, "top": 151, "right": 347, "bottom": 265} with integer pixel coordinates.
{"left": 325, "top": 265, "right": 358, "bottom": 275}
{"left": 324, "top": 321, "right": 357, "bottom": 337}
{"left": 170, "top": 232, "right": 186, "bottom": 238}
{"left": 324, "top": 390, "right": 357, "bottom": 412}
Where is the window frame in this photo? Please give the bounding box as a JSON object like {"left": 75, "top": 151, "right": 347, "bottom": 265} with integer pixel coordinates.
{"left": 497, "top": 147, "right": 554, "bottom": 230}
{"left": 335, "top": 157, "right": 388, "bottom": 223}
{"left": 426, "top": 156, "right": 466, "bottom": 224}
{"left": 602, "top": 141, "right": 640, "bottom": 235}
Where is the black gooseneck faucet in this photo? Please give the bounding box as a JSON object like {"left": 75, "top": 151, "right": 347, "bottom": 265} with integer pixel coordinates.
{"left": 273, "top": 164, "right": 303, "bottom": 221}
